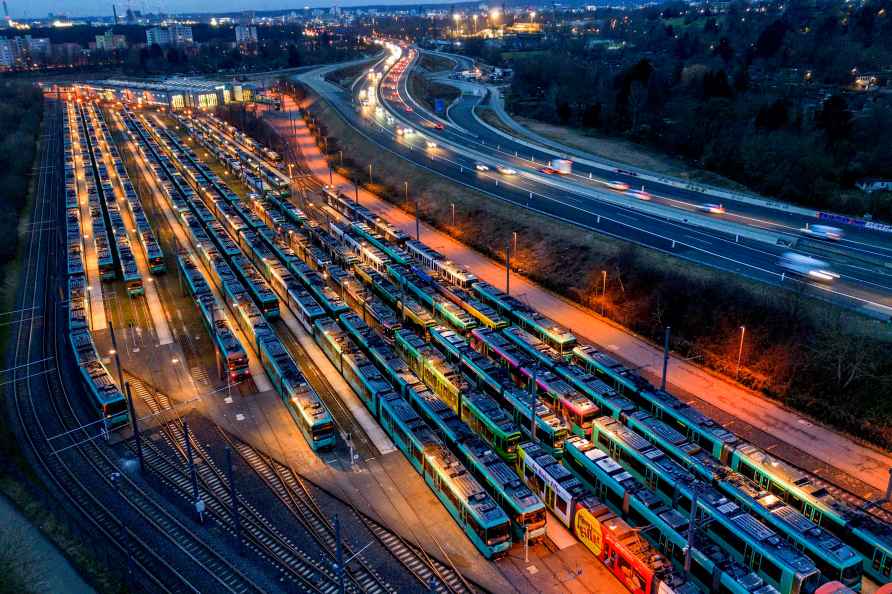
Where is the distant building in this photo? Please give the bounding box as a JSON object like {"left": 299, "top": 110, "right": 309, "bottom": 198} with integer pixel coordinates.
{"left": 74, "top": 78, "right": 254, "bottom": 111}
{"left": 235, "top": 24, "right": 258, "bottom": 46}
{"left": 0, "top": 35, "right": 51, "bottom": 69}
{"left": 856, "top": 179, "right": 892, "bottom": 193}
{"left": 95, "top": 29, "right": 127, "bottom": 51}
{"left": 146, "top": 24, "right": 193, "bottom": 47}
{"left": 0, "top": 38, "right": 14, "bottom": 68}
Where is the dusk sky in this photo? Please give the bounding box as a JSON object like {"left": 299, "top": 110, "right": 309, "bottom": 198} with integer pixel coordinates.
{"left": 16, "top": 0, "right": 464, "bottom": 20}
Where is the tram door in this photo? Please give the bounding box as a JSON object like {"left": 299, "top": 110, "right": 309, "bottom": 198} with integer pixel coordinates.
{"left": 873, "top": 548, "right": 891, "bottom": 578}
{"left": 743, "top": 544, "right": 763, "bottom": 573}
{"left": 644, "top": 467, "right": 659, "bottom": 491}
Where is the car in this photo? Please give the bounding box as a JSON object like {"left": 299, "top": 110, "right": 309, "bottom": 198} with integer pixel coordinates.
{"left": 396, "top": 128, "right": 405, "bottom": 136}
{"left": 497, "top": 165, "right": 517, "bottom": 175}
{"left": 475, "top": 163, "right": 490, "bottom": 171}
{"left": 627, "top": 189, "right": 652, "bottom": 201}
{"left": 778, "top": 252, "right": 840, "bottom": 283}
{"left": 697, "top": 203, "right": 726, "bottom": 214}
{"left": 426, "top": 140, "right": 437, "bottom": 149}
{"left": 433, "top": 122, "right": 445, "bottom": 130}
{"left": 803, "top": 224, "right": 844, "bottom": 241}
{"left": 605, "top": 180, "right": 630, "bottom": 191}
{"left": 539, "top": 167, "right": 557, "bottom": 175}
{"left": 404, "top": 106, "right": 413, "bottom": 112}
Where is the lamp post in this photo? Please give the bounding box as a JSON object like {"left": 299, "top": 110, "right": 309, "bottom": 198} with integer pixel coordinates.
{"left": 451, "top": 202, "right": 455, "bottom": 227}
{"left": 600, "top": 270, "right": 607, "bottom": 316}
{"left": 735, "top": 326, "right": 746, "bottom": 379}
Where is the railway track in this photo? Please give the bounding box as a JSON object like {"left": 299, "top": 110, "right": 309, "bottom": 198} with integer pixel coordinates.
{"left": 11, "top": 101, "right": 263, "bottom": 594}
{"left": 217, "top": 427, "right": 477, "bottom": 594}
{"left": 216, "top": 428, "right": 396, "bottom": 594}
{"left": 130, "top": 379, "right": 353, "bottom": 594}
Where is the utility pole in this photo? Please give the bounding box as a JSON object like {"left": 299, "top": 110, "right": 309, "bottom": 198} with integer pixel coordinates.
{"left": 684, "top": 485, "right": 700, "bottom": 574}
{"left": 660, "top": 326, "right": 671, "bottom": 391}
{"left": 108, "top": 321, "right": 124, "bottom": 390}
{"left": 530, "top": 371, "right": 537, "bottom": 443}
{"left": 110, "top": 472, "right": 133, "bottom": 586}
{"left": 505, "top": 242, "right": 511, "bottom": 295}
{"left": 124, "top": 383, "right": 144, "bottom": 474}
{"left": 183, "top": 419, "right": 204, "bottom": 523}
{"left": 225, "top": 447, "right": 242, "bottom": 554}
{"left": 415, "top": 199, "right": 420, "bottom": 241}
{"left": 334, "top": 514, "right": 346, "bottom": 594}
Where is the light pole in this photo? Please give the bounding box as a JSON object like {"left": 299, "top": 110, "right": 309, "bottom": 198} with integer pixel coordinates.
{"left": 368, "top": 163, "right": 373, "bottom": 184}
{"left": 451, "top": 202, "right": 455, "bottom": 227}
{"left": 660, "top": 326, "right": 671, "bottom": 391}
{"left": 404, "top": 180, "right": 409, "bottom": 204}
{"left": 505, "top": 241, "right": 511, "bottom": 295}
{"left": 600, "top": 270, "right": 607, "bottom": 315}
{"left": 735, "top": 326, "right": 746, "bottom": 379}
{"left": 513, "top": 231, "right": 517, "bottom": 262}
{"left": 338, "top": 150, "right": 343, "bottom": 166}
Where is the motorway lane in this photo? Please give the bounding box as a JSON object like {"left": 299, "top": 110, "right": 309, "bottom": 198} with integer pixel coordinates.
{"left": 298, "top": 59, "right": 892, "bottom": 317}
{"left": 418, "top": 50, "right": 892, "bottom": 277}
{"left": 403, "top": 49, "right": 892, "bottom": 265}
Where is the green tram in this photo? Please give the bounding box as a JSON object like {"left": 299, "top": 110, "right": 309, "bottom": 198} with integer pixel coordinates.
{"left": 379, "top": 393, "right": 513, "bottom": 559}
{"left": 563, "top": 437, "right": 826, "bottom": 594}
{"left": 428, "top": 325, "right": 569, "bottom": 457}
{"left": 591, "top": 416, "right": 862, "bottom": 590}
{"left": 395, "top": 327, "right": 521, "bottom": 462}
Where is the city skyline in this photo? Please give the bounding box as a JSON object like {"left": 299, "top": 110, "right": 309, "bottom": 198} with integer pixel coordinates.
{"left": 11, "top": 0, "right": 469, "bottom": 20}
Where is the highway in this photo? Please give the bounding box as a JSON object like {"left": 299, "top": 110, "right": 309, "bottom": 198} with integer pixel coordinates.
{"left": 296, "top": 44, "right": 892, "bottom": 319}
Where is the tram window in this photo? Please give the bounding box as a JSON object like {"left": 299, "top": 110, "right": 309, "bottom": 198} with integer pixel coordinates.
{"left": 737, "top": 460, "right": 756, "bottom": 481}
{"left": 555, "top": 493, "right": 569, "bottom": 518}
{"left": 615, "top": 554, "right": 646, "bottom": 592}
{"left": 443, "top": 481, "right": 460, "bottom": 510}
{"left": 486, "top": 523, "right": 509, "bottom": 545}
{"left": 761, "top": 559, "right": 782, "bottom": 582}
{"left": 841, "top": 563, "right": 860, "bottom": 582}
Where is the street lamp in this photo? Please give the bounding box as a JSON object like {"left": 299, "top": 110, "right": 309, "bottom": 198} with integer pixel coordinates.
{"left": 735, "top": 326, "right": 746, "bottom": 379}
{"left": 600, "top": 270, "right": 607, "bottom": 315}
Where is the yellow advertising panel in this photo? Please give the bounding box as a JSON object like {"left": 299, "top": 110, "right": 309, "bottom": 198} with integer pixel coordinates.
{"left": 574, "top": 505, "right": 604, "bottom": 558}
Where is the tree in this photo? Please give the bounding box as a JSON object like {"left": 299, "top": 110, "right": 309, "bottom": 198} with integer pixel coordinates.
{"left": 287, "top": 44, "right": 301, "bottom": 67}
{"left": 581, "top": 102, "right": 601, "bottom": 129}
{"left": 815, "top": 94, "right": 852, "bottom": 144}
{"left": 755, "top": 99, "right": 788, "bottom": 130}
{"left": 754, "top": 19, "right": 788, "bottom": 59}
